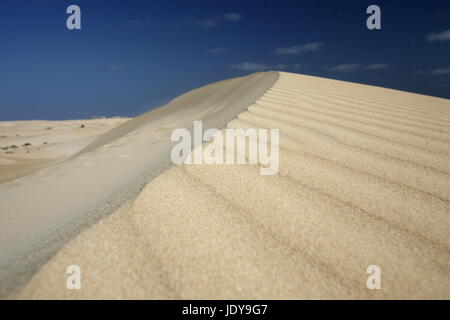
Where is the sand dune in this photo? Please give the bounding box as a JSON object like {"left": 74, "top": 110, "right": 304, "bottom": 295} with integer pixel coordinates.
{"left": 5, "top": 71, "right": 450, "bottom": 299}
{"left": 0, "top": 71, "right": 277, "bottom": 297}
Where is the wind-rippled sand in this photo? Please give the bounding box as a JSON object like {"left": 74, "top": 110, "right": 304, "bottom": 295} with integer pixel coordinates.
{"left": 11, "top": 72, "right": 450, "bottom": 299}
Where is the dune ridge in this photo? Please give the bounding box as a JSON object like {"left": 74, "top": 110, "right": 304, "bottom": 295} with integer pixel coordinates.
{"left": 0, "top": 71, "right": 278, "bottom": 297}
{"left": 10, "top": 71, "right": 450, "bottom": 299}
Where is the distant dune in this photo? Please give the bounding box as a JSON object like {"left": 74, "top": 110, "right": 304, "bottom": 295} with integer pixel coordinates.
{"left": 0, "top": 118, "right": 129, "bottom": 184}
{"left": 2, "top": 71, "right": 450, "bottom": 299}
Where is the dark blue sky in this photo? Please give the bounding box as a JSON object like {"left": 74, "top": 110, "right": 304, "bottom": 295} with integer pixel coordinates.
{"left": 1, "top": 0, "right": 449, "bottom": 120}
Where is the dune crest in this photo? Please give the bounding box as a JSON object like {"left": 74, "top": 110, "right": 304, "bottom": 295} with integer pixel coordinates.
{"left": 0, "top": 72, "right": 278, "bottom": 297}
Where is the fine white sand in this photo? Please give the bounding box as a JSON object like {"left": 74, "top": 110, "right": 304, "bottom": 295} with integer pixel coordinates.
{"left": 0, "top": 71, "right": 278, "bottom": 297}
{"left": 4, "top": 71, "right": 450, "bottom": 299}
{"left": 0, "top": 118, "right": 129, "bottom": 184}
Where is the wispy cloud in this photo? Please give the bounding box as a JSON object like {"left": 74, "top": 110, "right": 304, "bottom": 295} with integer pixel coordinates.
{"left": 426, "top": 29, "right": 450, "bottom": 42}
{"left": 365, "top": 63, "right": 389, "bottom": 70}
{"left": 229, "top": 62, "right": 297, "bottom": 72}
{"left": 329, "top": 64, "right": 361, "bottom": 73}
{"left": 274, "top": 64, "right": 289, "bottom": 70}
{"left": 223, "top": 13, "right": 242, "bottom": 22}
{"left": 275, "top": 42, "right": 323, "bottom": 55}
{"left": 329, "top": 63, "right": 389, "bottom": 73}
{"left": 194, "top": 13, "right": 242, "bottom": 28}
{"left": 293, "top": 63, "right": 310, "bottom": 71}
{"left": 205, "top": 47, "right": 228, "bottom": 54}
{"left": 106, "top": 64, "right": 125, "bottom": 71}
{"left": 196, "top": 18, "right": 217, "bottom": 28}
{"left": 416, "top": 67, "right": 450, "bottom": 75}
{"left": 229, "top": 62, "right": 271, "bottom": 71}
{"left": 431, "top": 68, "right": 450, "bottom": 75}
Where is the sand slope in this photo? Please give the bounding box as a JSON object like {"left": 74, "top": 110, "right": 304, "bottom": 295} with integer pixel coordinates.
{"left": 9, "top": 71, "right": 450, "bottom": 299}
{"left": 0, "top": 72, "right": 277, "bottom": 297}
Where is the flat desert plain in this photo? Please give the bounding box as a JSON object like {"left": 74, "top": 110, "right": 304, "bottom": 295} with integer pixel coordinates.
{"left": 0, "top": 118, "right": 129, "bottom": 184}
{"left": 1, "top": 71, "right": 449, "bottom": 299}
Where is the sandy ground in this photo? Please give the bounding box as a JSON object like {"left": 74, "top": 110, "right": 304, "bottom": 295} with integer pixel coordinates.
{"left": 4, "top": 71, "right": 450, "bottom": 299}
{"left": 0, "top": 118, "right": 129, "bottom": 184}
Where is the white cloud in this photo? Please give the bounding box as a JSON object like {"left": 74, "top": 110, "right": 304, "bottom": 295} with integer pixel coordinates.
{"left": 274, "top": 64, "right": 288, "bottom": 70}
{"left": 194, "top": 13, "right": 242, "bottom": 28}
{"left": 431, "top": 68, "right": 450, "bottom": 75}
{"left": 229, "top": 62, "right": 271, "bottom": 71}
{"left": 329, "top": 64, "right": 361, "bottom": 73}
{"left": 328, "top": 63, "right": 389, "bottom": 73}
{"left": 106, "top": 64, "right": 125, "bottom": 71}
{"left": 365, "top": 63, "right": 389, "bottom": 70}
{"left": 195, "top": 18, "right": 217, "bottom": 28}
{"left": 205, "top": 47, "right": 227, "bottom": 54}
{"left": 229, "top": 63, "right": 307, "bottom": 72}
{"left": 426, "top": 29, "right": 450, "bottom": 42}
{"left": 292, "top": 63, "right": 312, "bottom": 71}
{"left": 275, "top": 42, "right": 323, "bottom": 55}
{"left": 417, "top": 67, "right": 450, "bottom": 75}
{"left": 223, "top": 13, "right": 242, "bottom": 21}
